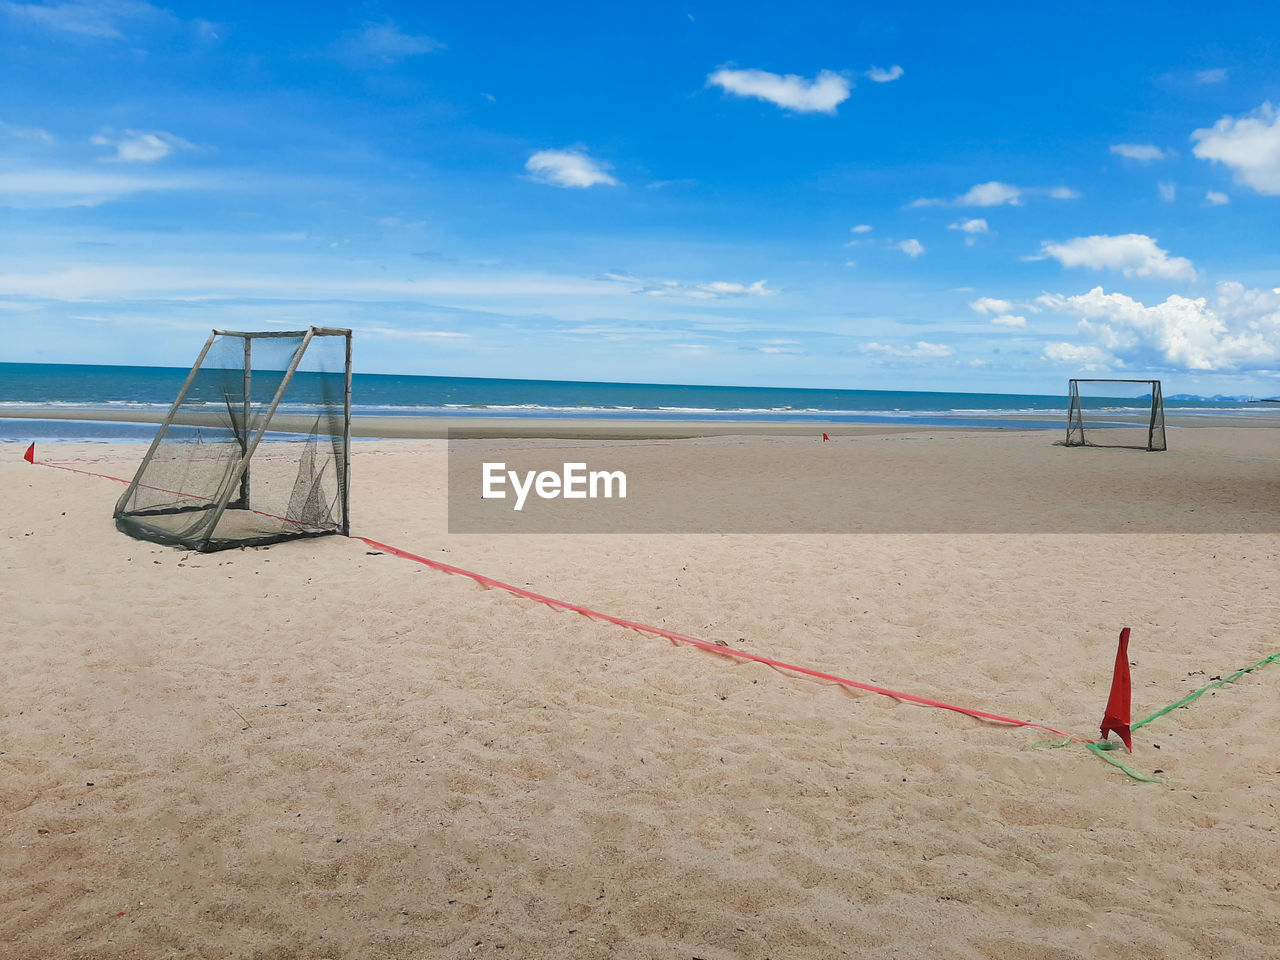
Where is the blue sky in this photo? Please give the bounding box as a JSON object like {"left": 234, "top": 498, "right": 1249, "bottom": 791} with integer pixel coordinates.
{"left": 2, "top": 1, "right": 1279, "bottom": 395}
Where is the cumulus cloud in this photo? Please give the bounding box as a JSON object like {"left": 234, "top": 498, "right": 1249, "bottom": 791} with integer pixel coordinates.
{"left": 707, "top": 67, "right": 851, "bottom": 114}
{"left": 949, "top": 218, "right": 988, "bottom": 245}
{"left": 1195, "top": 68, "right": 1228, "bottom": 85}
{"left": 336, "top": 20, "right": 442, "bottom": 64}
{"left": 1158, "top": 181, "right": 1177, "bottom": 202}
{"left": 949, "top": 218, "right": 989, "bottom": 235}
{"left": 913, "top": 181, "right": 1078, "bottom": 208}
{"left": 526, "top": 149, "right": 618, "bottom": 188}
{"left": 862, "top": 341, "right": 953, "bottom": 358}
{"left": 898, "top": 238, "right": 925, "bottom": 257}
{"left": 1191, "top": 102, "right": 1280, "bottom": 195}
{"left": 865, "top": 65, "right": 903, "bottom": 83}
{"left": 92, "top": 129, "right": 192, "bottom": 163}
{"left": 1037, "top": 234, "right": 1196, "bottom": 281}
{"left": 969, "top": 296, "right": 1030, "bottom": 327}
{"left": 1206, "top": 190, "right": 1230, "bottom": 206}
{"left": 1041, "top": 283, "right": 1280, "bottom": 371}
{"left": 1110, "top": 143, "right": 1166, "bottom": 162}
{"left": 969, "top": 297, "right": 1014, "bottom": 315}
{"left": 957, "top": 181, "right": 1022, "bottom": 206}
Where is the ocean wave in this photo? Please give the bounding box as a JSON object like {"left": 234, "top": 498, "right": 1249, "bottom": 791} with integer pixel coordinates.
{"left": 2, "top": 399, "right": 1271, "bottom": 420}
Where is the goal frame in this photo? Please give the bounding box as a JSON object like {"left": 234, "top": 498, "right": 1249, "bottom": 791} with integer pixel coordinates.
{"left": 1065, "top": 378, "right": 1166, "bottom": 452}
{"left": 114, "top": 326, "right": 353, "bottom": 550}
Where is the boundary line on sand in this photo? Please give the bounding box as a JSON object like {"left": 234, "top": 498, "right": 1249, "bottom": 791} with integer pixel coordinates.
{"left": 22, "top": 443, "right": 1096, "bottom": 746}
{"left": 354, "top": 534, "right": 1095, "bottom": 744}
{"left": 36, "top": 443, "right": 1279, "bottom": 782}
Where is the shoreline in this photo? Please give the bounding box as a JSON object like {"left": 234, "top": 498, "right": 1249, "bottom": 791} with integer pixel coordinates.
{"left": 4, "top": 404, "right": 1278, "bottom": 440}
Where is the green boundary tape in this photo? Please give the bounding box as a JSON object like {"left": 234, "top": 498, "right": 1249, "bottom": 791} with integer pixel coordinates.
{"left": 1132, "top": 651, "right": 1280, "bottom": 732}
{"left": 1036, "top": 651, "right": 1280, "bottom": 783}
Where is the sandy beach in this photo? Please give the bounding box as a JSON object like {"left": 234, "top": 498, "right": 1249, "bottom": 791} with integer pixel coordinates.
{"left": 3, "top": 424, "right": 1279, "bottom": 959}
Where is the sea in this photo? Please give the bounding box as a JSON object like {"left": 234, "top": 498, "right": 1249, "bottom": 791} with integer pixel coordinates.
{"left": 0, "top": 361, "right": 1272, "bottom": 443}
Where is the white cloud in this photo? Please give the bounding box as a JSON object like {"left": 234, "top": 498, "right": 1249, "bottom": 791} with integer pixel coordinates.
{"left": 897, "top": 238, "right": 925, "bottom": 257}
{"left": 92, "top": 129, "right": 192, "bottom": 163}
{"left": 1043, "top": 341, "right": 1113, "bottom": 370}
{"left": 364, "top": 327, "right": 469, "bottom": 340}
{"left": 698, "top": 280, "right": 774, "bottom": 297}
{"left": 1038, "top": 234, "right": 1196, "bottom": 281}
{"left": 0, "top": 263, "right": 650, "bottom": 301}
{"left": 526, "top": 149, "right": 618, "bottom": 188}
{"left": 969, "top": 297, "right": 1033, "bottom": 328}
{"left": 603, "top": 272, "right": 776, "bottom": 300}
{"left": 758, "top": 338, "right": 802, "bottom": 355}
{"left": 1, "top": 121, "right": 54, "bottom": 143}
{"left": 1041, "top": 283, "right": 1280, "bottom": 371}
{"left": 0, "top": 167, "right": 203, "bottom": 207}
{"left": 1205, "top": 190, "right": 1230, "bottom": 206}
{"left": 707, "top": 67, "right": 851, "bottom": 114}
{"left": 862, "top": 341, "right": 953, "bottom": 358}
{"left": 1195, "top": 68, "right": 1228, "bottom": 85}
{"left": 958, "top": 181, "right": 1023, "bottom": 206}
{"left": 1110, "top": 143, "right": 1166, "bottom": 162}
{"left": 1158, "top": 181, "right": 1177, "bottom": 202}
{"left": 948, "top": 218, "right": 988, "bottom": 244}
{"left": 1191, "top": 102, "right": 1280, "bottom": 195}
{"left": 850, "top": 224, "right": 872, "bottom": 233}
{"left": 2, "top": 0, "right": 164, "bottom": 39}
{"left": 914, "top": 181, "right": 1079, "bottom": 208}
{"left": 949, "top": 218, "right": 989, "bottom": 235}
{"left": 969, "top": 297, "right": 1014, "bottom": 315}
{"left": 865, "top": 65, "right": 903, "bottom": 83}
{"left": 336, "top": 20, "right": 442, "bottom": 64}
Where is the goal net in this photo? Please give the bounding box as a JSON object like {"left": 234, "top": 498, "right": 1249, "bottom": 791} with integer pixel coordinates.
{"left": 1065, "top": 378, "right": 1166, "bottom": 451}
{"left": 114, "top": 327, "right": 352, "bottom": 551}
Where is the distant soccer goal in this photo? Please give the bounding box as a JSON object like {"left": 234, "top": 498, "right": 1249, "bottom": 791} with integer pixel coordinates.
{"left": 1065, "top": 378, "right": 1166, "bottom": 452}
{"left": 114, "top": 327, "right": 352, "bottom": 551}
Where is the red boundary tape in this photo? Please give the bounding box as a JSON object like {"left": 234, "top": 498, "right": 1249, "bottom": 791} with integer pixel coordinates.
{"left": 355, "top": 535, "right": 1092, "bottom": 743}
{"left": 24, "top": 447, "right": 1093, "bottom": 744}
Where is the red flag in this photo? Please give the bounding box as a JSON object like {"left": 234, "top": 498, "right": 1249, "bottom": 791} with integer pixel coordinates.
{"left": 1099, "top": 627, "right": 1133, "bottom": 751}
{"left": 23, "top": 443, "right": 35, "bottom": 464}
{"left": 822, "top": 433, "right": 830, "bottom": 442}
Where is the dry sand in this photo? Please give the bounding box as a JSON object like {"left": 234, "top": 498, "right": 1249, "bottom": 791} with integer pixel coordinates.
{"left": 2, "top": 426, "right": 1279, "bottom": 959}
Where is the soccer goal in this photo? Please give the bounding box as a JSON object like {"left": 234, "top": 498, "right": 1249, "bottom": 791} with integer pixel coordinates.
{"left": 1065, "top": 378, "right": 1166, "bottom": 452}
{"left": 114, "top": 327, "right": 352, "bottom": 551}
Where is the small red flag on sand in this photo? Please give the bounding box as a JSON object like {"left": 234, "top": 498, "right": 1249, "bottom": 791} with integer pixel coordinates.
{"left": 23, "top": 443, "right": 35, "bottom": 464}
{"left": 1099, "top": 627, "right": 1133, "bottom": 751}
{"left": 822, "top": 433, "right": 830, "bottom": 442}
